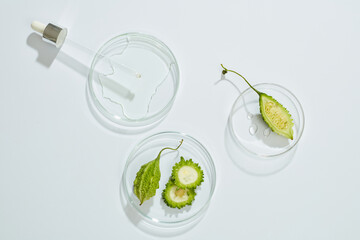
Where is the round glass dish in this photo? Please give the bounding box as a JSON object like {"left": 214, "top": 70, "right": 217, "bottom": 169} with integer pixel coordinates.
{"left": 87, "top": 33, "right": 179, "bottom": 131}
{"left": 228, "top": 83, "right": 305, "bottom": 158}
{"left": 122, "top": 132, "right": 216, "bottom": 228}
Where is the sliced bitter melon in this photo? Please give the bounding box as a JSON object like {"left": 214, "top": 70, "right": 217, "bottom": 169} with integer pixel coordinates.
{"left": 221, "top": 64, "right": 294, "bottom": 140}
{"left": 172, "top": 157, "right": 204, "bottom": 189}
{"left": 162, "top": 180, "right": 196, "bottom": 209}
{"left": 259, "top": 93, "right": 294, "bottom": 140}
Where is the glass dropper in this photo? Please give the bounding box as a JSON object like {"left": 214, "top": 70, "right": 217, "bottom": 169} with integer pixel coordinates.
{"left": 30, "top": 21, "right": 141, "bottom": 79}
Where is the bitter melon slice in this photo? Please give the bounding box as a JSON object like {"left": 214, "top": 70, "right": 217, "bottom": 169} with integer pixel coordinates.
{"left": 172, "top": 157, "right": 204, "bottom": 189}
{"left": 259, "top": 93, "right": 294, "bottom": 140}
{"left": 162, "top": 180, "right": 196, "bottom": 209}
{"left": 221, "top": 64, "right": 294, "bottom": 140}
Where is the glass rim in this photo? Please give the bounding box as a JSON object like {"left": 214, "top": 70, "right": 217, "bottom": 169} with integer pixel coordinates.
{"left": 87, "top": 32, "right": 180, "bottom": 128}
{"left": 122, "top": 131, "right": 216, "bottom": 226}
{"left": 228, "top": 83, "right": 305, "bottom": 158}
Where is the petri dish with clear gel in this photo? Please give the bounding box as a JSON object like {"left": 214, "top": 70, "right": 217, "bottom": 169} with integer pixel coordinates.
{"left": 121, "top": 132, "right": 216, "bottom": 232}
{"left": 87, "top": 33, "right": 179, "bottom": 131}
{"left": 226, "top": 83, "right": 305, "bottom": 175}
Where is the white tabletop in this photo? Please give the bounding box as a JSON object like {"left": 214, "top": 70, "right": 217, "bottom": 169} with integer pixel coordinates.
{"left": 1, "top": 1, "right": 360, "bottom": 239}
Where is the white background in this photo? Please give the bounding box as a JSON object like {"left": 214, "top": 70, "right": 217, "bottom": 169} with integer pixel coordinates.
{"left": 1, "top": 0, "right": 360, "bottom": 239}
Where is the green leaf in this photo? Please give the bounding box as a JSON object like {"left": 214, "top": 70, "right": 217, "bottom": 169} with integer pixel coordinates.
{"left": 133, "top": 140, "right": 183, "bottom": 205}
{"left": 133, "top": 158, "right": 161, "bottom": 205}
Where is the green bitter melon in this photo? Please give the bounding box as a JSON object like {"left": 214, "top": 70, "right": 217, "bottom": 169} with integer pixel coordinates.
{"left": 162, "top": 180, "right": 196, "bottom": 209}
{"left": 221, "top": 64, "right": 294, "bottom": 140}
{"left": 172, "top": 157, "right": 204, "bottom": 189}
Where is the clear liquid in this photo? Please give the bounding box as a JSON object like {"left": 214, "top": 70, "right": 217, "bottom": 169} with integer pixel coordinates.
{"left": 263, "top": 128, "right": 271, "bottom": 137}
{"left": 96, "top": 47, "right": 172, "bottom": 120}
{"left": 249, "top": 124, "right": 258, "bottom": 135}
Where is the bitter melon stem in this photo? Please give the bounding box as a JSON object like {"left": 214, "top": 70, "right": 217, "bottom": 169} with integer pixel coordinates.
{"left": 156, "top": 139, "right": 183, "bottom": 159}
{"left": 221, "top": 64, "right": 261, "bottom": 95}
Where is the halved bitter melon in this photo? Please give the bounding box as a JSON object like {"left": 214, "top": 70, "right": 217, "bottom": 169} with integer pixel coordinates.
{"left": 172, "top": 157, "right": 204, "bottom": 189}
{"left": 221, "top": 64, "right": 294, "bottom": 140}
{"left": 162, "top": 180, "right": 196, "bottom": 209}
{"left": 259, "top": 93, "right": 294, "bottom": 140}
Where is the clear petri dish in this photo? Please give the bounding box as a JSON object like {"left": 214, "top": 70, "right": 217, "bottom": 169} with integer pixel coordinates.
{"left": 121, "top": 132, "right": 216, "bottom": 228}
{"left": 87, "top": 33, "right": 179, "bottom": 131}
{"left": 228, "top": 83, "right": 305, "bottom": 158}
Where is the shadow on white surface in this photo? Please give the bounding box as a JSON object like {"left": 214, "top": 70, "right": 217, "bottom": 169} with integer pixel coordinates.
{"left": 214, "top": 74, "right": 242, "bottom": 95}
{"left": 119, "top": 180, "right": 204, "bottom": 238}
{"left": 26, "top": 33, "right": 60, "bottom": 68}
{"left": 224, "top": 123, "right": 297, "bottom": 176}
{"left": 248, "top": 114, "right": 290, "bottom": 148}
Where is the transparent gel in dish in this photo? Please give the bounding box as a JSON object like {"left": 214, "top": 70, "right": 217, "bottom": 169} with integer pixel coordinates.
{"left": 88, "top": 33, "right": 179, "bottom": 129}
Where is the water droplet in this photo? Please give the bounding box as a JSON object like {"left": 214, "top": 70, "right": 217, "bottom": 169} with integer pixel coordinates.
{"left": 249, "top": 124, "right": 258, "bottom": 135}
{"left": 220, "top": 73, "right": 226, "bottom": 80}
{"left": 247, "top": 113, "right": 253, "bottom": 120}
{"left": 263, "top": 128, "right": 271, "bottom": 137}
